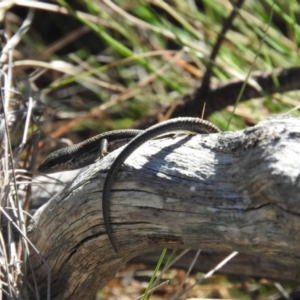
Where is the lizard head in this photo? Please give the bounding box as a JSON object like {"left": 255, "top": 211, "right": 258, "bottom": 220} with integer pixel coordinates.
{"left": 38, "top": 148, "right": 76, "bottom": 174}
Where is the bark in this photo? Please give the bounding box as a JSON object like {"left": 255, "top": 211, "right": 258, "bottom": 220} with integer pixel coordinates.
{"left": 28, "top": 115, "right": 300, "bottom": 299}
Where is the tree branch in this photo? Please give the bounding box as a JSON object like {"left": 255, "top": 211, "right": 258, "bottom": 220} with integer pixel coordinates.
{"left": 29, "top": 115, "right": 300, "bottom": 299}
{"left": 135, "top": 67, "right": 300, "bottom": 128}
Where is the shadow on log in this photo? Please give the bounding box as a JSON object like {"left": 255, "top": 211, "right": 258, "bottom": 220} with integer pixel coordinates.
{"left": 29, "top": 115, "right": 300, "bottom": 299}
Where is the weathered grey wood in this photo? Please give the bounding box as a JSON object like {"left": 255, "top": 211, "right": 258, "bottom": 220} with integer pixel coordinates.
{"left": 28, "top": 115, "right": 300, "bottom": 299}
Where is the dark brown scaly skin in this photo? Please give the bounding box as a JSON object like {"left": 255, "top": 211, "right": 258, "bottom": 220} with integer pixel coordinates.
{"left": 102, "top": 117, "right": 221, "bottom": 252}
{"left": 38, "top": 129, "right": 142, "bottom": 174}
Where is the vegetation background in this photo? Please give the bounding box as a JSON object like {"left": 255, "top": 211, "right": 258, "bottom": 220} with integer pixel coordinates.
{"left": 1, "top": 0, "right": 300, "bottom": 299}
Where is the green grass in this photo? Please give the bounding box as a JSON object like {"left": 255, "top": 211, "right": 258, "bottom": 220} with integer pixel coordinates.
{"left": 36, "top": 0, "right": 299, "bottom": 134}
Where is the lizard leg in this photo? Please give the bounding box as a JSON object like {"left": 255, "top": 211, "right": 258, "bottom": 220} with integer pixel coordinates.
{"left": 99, "top": 139, "right": 108, "bottom": 158}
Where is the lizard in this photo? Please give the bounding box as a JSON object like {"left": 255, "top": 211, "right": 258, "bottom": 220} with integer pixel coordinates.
{"left": 102, "top": 117, "right": 221, "bottom": 252}
{"left": 38, "top": 119, "right": 221, "bottom": 252}
{"left": 38, "top": 129, "right": 142, "bottom": 174}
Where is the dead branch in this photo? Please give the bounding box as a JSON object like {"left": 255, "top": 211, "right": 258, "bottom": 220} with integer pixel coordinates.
{"left": 29, "top": 115, "right": 300, "bottom": 299}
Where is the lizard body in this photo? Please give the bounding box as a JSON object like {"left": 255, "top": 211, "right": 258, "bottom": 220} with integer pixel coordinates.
{"left": 38, "top": 129, "right": 142, "bottom": 174}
